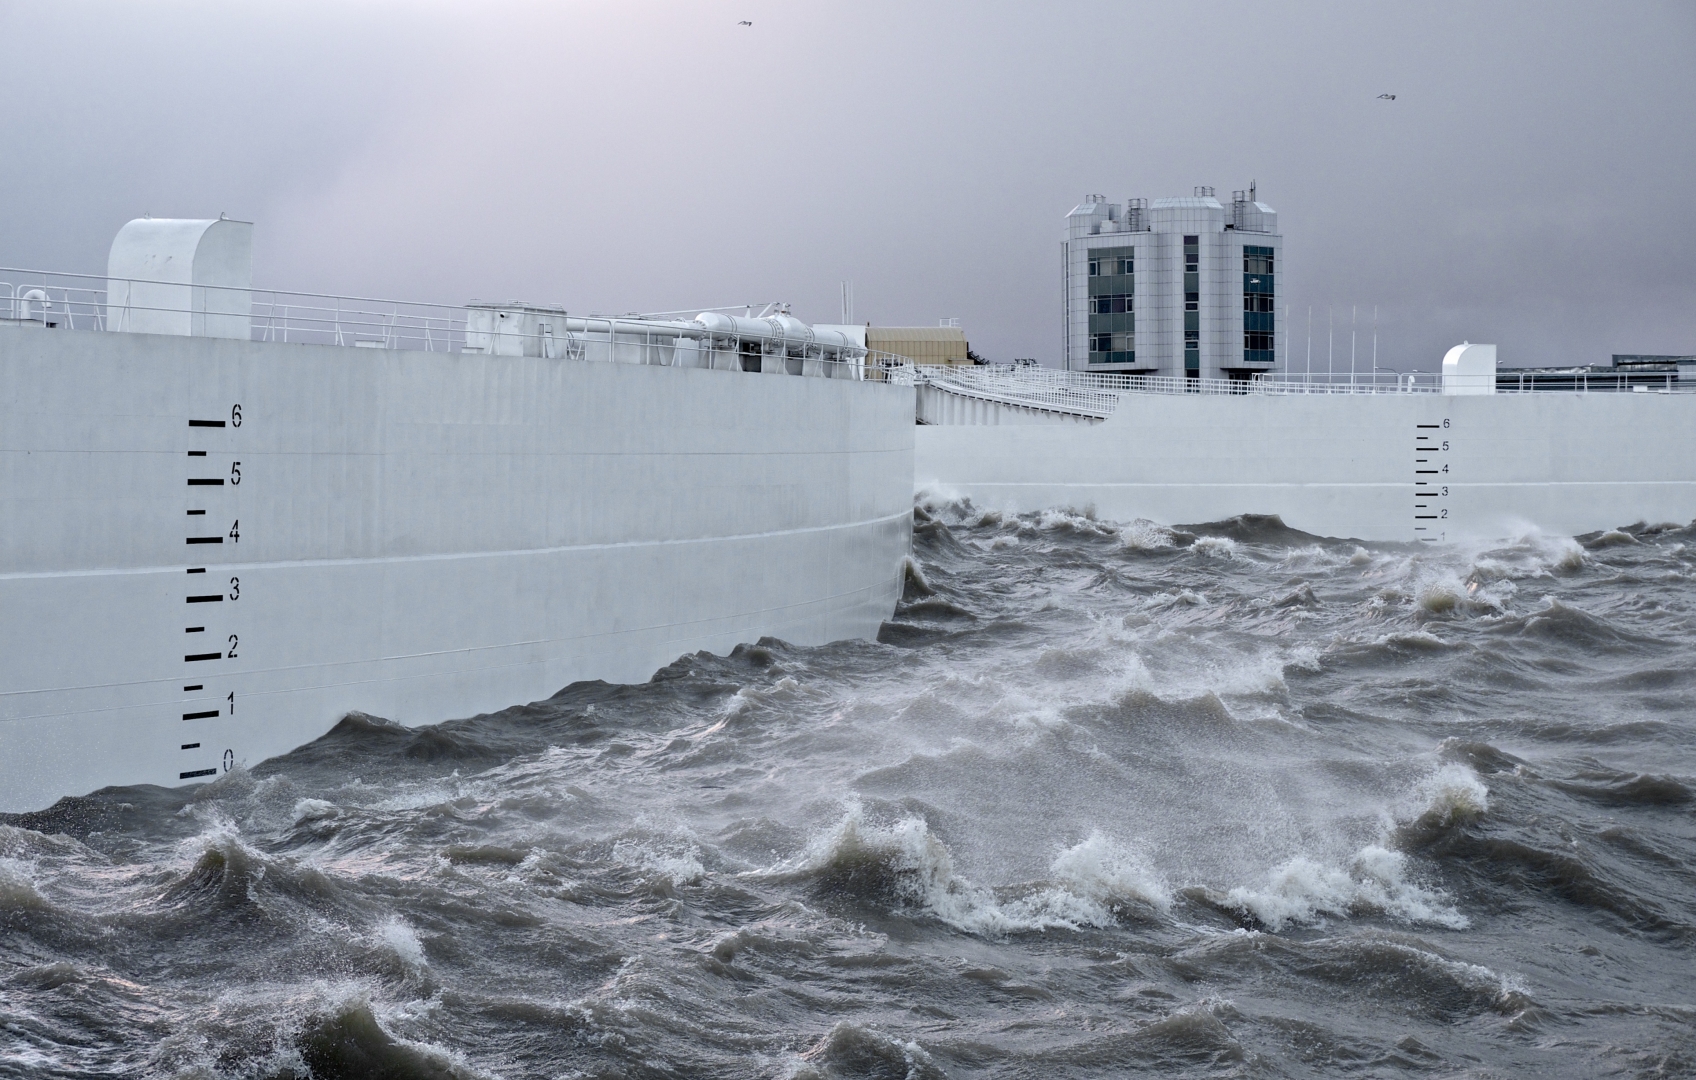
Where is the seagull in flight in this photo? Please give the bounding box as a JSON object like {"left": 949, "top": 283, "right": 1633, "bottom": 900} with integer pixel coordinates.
{"left": 1377, "top": 93, "right": 1396, "bottom": 100}
{"left": 738, "top": 19, "right": 752, "bottom": 25}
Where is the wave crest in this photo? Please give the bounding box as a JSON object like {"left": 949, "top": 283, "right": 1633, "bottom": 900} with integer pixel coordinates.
{"left": 779, "top": 804, "right": 1167, "bottom": 935}
{"left": 1223, "top": 845, "right": 1468, "bottom": 930}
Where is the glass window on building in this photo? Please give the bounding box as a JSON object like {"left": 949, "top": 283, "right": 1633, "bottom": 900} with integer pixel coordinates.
{"left": 1089, "top": 332, "right": 1134, "bottom": 365}
{"left": 1088, "top": 260, "right": 1099, "bottom": 276}
{"left": 1242, "top": 245, "right": 1275, "bottom": 366}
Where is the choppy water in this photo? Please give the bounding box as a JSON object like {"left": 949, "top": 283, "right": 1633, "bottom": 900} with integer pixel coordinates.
{"left": 5, "top": 501, "right": 1696, "bottom": 1079}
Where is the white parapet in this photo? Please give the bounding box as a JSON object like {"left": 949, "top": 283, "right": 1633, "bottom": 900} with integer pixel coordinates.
{"left": 106, "top": 217, "right": 253, "bottom": 339}
{"left": 1442, "top": 343, "right": 1496, "bottom": 396}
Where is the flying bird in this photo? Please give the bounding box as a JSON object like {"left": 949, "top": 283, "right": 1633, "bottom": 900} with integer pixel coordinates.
{"left": 738, "top": 20, "right": 752, "bottom": 25}
{"left": 1377, "top": 93, "right": 1396, "bottom": 100}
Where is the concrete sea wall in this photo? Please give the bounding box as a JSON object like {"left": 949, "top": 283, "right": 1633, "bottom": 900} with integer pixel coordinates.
{"left": 0, "top": 327, "right": 914, "bottom": 812}
{"left": 916, "top": 390, "right": 1696, "bottom": 542}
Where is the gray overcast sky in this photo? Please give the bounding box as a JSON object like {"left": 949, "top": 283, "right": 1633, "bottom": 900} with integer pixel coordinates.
{"left": 2, "top": 0, "right": 1692, "bottom": 369}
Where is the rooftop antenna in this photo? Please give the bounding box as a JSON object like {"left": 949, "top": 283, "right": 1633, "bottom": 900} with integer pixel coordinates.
{"left": 1249, "top": 180, "right": 1256, "bottom": 202}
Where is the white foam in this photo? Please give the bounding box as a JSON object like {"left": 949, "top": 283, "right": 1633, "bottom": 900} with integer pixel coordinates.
{"left": 1044, "top": 830, "right": 1170, "bottom": 912}
{"left": 291, "top": 798, "right": 340, "bottom": 823}
{"left": 0, "top": 857, "right": 48, "bottom": 912}
{"left": 377, "top": 914, "right": 428, "bottom": 974}
{"left": 790, "top": 804, "right": 1167, "bottom": 935}
{"left": 1410, "top": 762, "right": 1490, "bottom": 823}
{"left": 612, "top": 840, "right": 705, "bottom": 887}
{"left": 1192, "top": 535, "right": 1237, "bottom": 558}
{"left": 1417, "top": 581, "right": 1463, "bottom": 613}
{"left": 1374, "top": 629, "right": 1448, "bottom": 649}
{"left": 1224, "top": 844, "right": 1468, "bottom": 930}
{"left": 1119, "top": 519, "right": 1176, "bottom": 550}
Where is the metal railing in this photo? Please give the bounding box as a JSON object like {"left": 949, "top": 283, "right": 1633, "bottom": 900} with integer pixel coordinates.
{"left": 0, "top": 267, "right": 916, "bottom": 385}
{"left": 916, "top": 361, "right": 1691, "bottom": 418}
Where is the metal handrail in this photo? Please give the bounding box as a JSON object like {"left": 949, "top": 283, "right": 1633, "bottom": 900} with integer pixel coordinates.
{"left": 915, "top": 362, "right": 1691, "bottom": 414}
{"left": 0, "top": 266, "right": 915, "bottom": 385}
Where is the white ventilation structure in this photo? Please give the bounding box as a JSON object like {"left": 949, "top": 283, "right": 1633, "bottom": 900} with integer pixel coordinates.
{"left": 106, "top": 217, "right": 253, "bottom": 338}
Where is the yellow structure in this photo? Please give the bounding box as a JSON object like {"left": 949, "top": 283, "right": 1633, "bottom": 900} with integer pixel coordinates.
{"left": 866, "top": 325, "right": 971, "bottom": 365}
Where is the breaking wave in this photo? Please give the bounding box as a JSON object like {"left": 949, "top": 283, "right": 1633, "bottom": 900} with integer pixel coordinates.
{"left": 775, "top": 803, "right": 1166, "bottom": 934}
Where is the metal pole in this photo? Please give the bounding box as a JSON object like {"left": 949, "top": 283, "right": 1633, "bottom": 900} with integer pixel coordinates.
{"left": 1306, "top": 306, "right": 1313, "bottom": 385}
{"left": 1351, "top": 305, "right": 1357, "bottom": 388}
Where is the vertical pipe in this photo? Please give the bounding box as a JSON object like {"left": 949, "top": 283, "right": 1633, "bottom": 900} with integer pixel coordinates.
{"left": 1351, "top": 305, "right": 1357, "bottom": 388}
{"left": 1306, "top": 306, "right": 1313, "bottom": 386}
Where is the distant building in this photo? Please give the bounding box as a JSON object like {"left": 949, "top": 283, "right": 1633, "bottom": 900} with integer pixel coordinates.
{"left": 1062, "top": 186, "right": 1282, "bottom": 380}
{"left": 866, "top": 325, "right": 971, "bottom": 365}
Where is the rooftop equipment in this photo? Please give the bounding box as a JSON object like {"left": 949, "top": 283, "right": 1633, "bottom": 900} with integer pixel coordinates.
{"left": 106, "top": 217, "right": 252, "bottom": 339}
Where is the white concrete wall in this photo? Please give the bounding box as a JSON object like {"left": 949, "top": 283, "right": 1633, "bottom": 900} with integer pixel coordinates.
{"left": 0, "top": 326, "right": 914, "bottom": 812}
{"left": 916, "top": 391, "right": 1696, "bottom": 541}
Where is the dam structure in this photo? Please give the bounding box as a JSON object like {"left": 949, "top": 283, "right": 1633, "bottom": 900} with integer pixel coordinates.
{"left": 0, "top": 218, "right": 917, "bottom": 814}
{"left": 914, "top": 351, "right": 1696, "bottom": 543}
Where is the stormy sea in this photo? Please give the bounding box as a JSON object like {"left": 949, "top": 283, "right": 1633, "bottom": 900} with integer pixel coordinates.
{"left": 4, "top": 499, "right": 1695, "bottom": 1079}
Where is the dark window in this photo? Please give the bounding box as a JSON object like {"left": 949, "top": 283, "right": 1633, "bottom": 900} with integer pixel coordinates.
{"left": 1090, "top": 294, "right": 1132, "bottom": 315}
{"left": 1243, "top": 246, "right": 1274, "bottom": 275}
{"left": 1088, "top": 260, "right": 1099, "bottom": 276}
{"left": 1184, "top": 235, "right": 1198, "bottom": 245}
{"left": 1243, "top": 293, "right": 1275, "bottom": 313}
{"left": 1117, "top": 257, "right": 1134, "bottom": 275}
{"left": 1244, "top": 332, "right": 1275, "bottom": 352}
{"left": 1090, "top": 331, "right": 1134, "bottom": 363}
{"left": 1185, "top": 292, "right": 1199, "bottom": 312}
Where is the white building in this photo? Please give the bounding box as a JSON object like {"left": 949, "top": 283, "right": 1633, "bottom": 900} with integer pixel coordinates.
{"left": 1062, "top": 186, "right": 1281, "bottom": 380}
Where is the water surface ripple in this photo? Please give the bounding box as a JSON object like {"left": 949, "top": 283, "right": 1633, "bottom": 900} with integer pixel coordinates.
{"left": 5, "top": 501, "right": 1696, "bottom": 1078}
